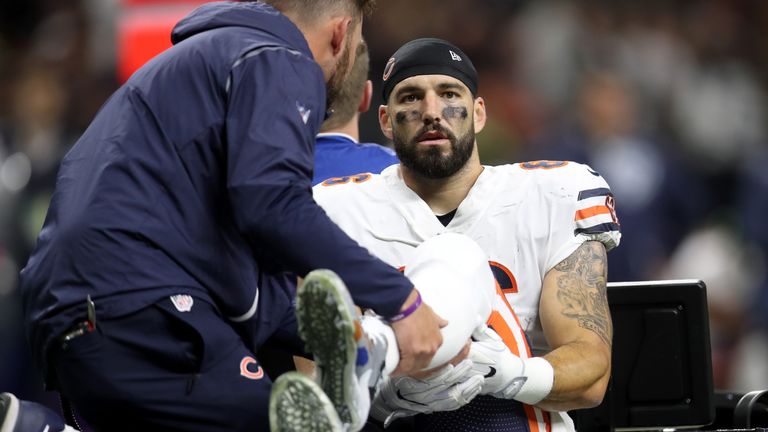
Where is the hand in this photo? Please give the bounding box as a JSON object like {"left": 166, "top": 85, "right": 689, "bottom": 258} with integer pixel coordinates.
{"left": 371, "top": 358, "right": 484, "bottom": 428}
{"left": 390, "top": 289, "right": 447, "bottom": 376}
{"left": 469, "top": 325, "right": 526, "bottom": 399}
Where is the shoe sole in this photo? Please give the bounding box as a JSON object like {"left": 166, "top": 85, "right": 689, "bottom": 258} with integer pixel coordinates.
{"left": 269, "top": 372, "right": 342, "bottom": 432}
{"left": 297, "top": 270, "right": 362, "bottom": 427}
{"left": 0, "top": 393, "right": 19, "bottom": 432}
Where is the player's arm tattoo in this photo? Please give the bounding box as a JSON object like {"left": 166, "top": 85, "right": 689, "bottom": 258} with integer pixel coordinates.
{"left": 553, "top": 241, "right": 612, "bottom": 346}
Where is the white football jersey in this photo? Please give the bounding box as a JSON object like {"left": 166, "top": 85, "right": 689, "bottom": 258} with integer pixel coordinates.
{"left": 313, "top": 160, "right": 621, "bottom": 432}
{"left": 314, "top": 161, "right": 620, "bottom": 353}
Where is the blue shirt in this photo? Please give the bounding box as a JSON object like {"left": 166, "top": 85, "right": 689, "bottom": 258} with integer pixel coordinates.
{"left": 19, "top": 1, "right": 412, "bottom": 374}
{"left": 313, "top": 133, "right": 398, "bottom": 185}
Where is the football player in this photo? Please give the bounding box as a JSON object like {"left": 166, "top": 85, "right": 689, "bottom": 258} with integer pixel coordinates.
{"left": 272, "top": 38, "right": 621, "bottom": 432}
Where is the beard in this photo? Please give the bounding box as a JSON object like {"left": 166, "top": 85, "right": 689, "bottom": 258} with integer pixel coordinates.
{"left": 325, "top": 37, "right": 353, "bottom": 115}
{"left": 393, "top": 122, "right": 475, "bottom": 179}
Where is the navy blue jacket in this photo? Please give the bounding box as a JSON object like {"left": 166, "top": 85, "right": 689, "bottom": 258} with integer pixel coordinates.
{"left": 313, "top": 133, "right": 398, "bottom": 185}
{"left": 19, "top": 1, "right": 412, "bottom": 373}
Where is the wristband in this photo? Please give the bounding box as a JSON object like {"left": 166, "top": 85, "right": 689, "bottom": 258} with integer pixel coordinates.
{"left": 513, "top": 357, "right": 555, "bottom": 405}
{"left": 388, "top": 291, "right": 422, "bottom": 322}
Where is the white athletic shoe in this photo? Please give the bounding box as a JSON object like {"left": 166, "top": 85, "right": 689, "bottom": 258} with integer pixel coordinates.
{"left": 269, "top": 372, "right": 342, "bottom": 432}
{"left": 0, "top": 392, "right": 68, "bottom": 432}
{"left": 296, "top": 270, "right": 372, "bottom": 432}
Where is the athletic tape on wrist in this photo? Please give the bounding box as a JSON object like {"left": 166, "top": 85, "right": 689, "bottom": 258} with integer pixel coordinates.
{"left": 513, "top": 357, "right": 555, "bottom": 405}
{"left": 388, "top": 291, "right": 422, "bottom": 322}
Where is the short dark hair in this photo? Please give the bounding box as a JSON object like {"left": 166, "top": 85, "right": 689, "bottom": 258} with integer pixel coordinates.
{"left": 262, "top": 0, "right": 376, "bottom": 24}
{"left": 320, "top": 41, "right": 369, "bottom": 132}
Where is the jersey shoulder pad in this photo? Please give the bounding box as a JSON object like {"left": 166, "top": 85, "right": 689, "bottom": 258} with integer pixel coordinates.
{"left": 315, "top": 172, "right": 377, "bottom": 188}
{"left": 514, "top": 161, "right": 621, "bottom": 250}
{"left": 312, "top": 171, "right": 384, "bottom": 208}
{"left": 513, "top": 160, "right": 608, "bottom": 194}
{"left": 565, "top": 164, "right": 620, "bottom": 250}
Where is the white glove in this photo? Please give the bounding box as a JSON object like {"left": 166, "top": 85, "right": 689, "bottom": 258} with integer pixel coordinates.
{"left": 370, "top": 358, "right": 484, "bottom": 428}
{"left": 469, "top": 325, "right": 527, "bottom": 399}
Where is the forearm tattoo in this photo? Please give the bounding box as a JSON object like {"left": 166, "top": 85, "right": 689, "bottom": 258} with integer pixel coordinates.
{"left": 553, "top": 241, "right": 612, "bottom": 346}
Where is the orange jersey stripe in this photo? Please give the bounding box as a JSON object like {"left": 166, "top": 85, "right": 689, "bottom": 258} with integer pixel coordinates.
{"left": 493, "top": 286, "right": 533, "bottom": 358}
{"left": 485, "top": 287, "right": 551, "bottom": 432}
{"left": 495, "top": 286, "right": 515, "bottom": 317}
{"left": 524, "top": 404, "right": 552, "bottom": 432}
{"left": 574, "top": 205, "right": 611, "bottom": 221}
{"left": 524, "top": 405, "right": 540, "bottom": 432}
{"left": 487, "top": 311, "right": 521, "bottom": 357}
{"left": 508, "top": 308, "right": 532, "bottom": 358}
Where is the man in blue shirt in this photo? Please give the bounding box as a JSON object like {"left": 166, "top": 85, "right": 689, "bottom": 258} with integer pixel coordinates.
{"left": 313, "top": 40, "right": 399, "bottom": 186}
{"left": 15, "top": 2, "right": 445, "bottom": 431}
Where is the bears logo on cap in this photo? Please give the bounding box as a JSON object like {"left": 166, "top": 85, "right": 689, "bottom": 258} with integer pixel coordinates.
{"left": 383, "top": 57, "right": 396, "bottom": 81}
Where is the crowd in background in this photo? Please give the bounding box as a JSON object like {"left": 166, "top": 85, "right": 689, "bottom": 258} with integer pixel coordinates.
{"left": 1, "top": 0, "right": 767, "bottom": 407}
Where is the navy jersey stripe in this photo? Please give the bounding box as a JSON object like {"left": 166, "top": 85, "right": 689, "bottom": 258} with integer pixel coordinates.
{"left": 575, "top": 222, "right": 621, "bottom": 235}
{"left": 578, "top": 188, "right": 612, "bottom": 201}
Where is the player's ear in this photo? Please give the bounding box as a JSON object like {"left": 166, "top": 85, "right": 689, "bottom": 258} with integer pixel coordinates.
{"left": 358, "top": 80, "right": 373, "bottom": 114}
{"left": 329, "top": 16, "right": 351, "bottom": 58}
{"left": 473, "top": 96, "right": 486, "bottom": 133}
{"left": 379, "top": 105, "right": 394, "bottom": 140}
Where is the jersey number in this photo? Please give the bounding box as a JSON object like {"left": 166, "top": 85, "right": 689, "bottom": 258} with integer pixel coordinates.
{"left": 489, "top": 261, "right": 518, "bottom": 294}
{"left": 521, "top": 160, "right": 568, "bottom": 170}
{"left": 320, "top": 173, "right": 372, "bottom": 186}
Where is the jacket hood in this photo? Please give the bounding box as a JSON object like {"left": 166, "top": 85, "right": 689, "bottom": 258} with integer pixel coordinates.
{"left": 171, "top": 1, "right": 308, "bottom": 52}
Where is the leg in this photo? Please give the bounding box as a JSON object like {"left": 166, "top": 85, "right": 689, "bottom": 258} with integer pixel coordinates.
{"left": 49, "top": 297, "right": 272, "bottom": 432}
{"left": 361, "top": 232, "right": 498, "bottom": 375}
{"left": 402, "top": 232, "right": 496, "bottom": 369}
{"left": 286, "top": 234, "right": 496, "bottom": 431}
{"left": 294, "top": 270, "right": 370, "bottom": 431}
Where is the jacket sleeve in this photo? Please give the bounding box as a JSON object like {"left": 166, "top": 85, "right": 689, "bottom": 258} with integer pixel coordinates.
{"left": 224, "top": 47, "right": 411, "bottom": 317}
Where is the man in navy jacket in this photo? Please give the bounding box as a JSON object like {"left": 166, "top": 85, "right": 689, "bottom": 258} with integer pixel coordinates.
{"left": 18, "top": 1, "right": 444, "bottom": 430}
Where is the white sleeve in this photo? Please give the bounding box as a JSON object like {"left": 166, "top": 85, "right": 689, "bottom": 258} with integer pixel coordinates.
{"left": 543, "top": 162, "right": 622, "bottom": 272}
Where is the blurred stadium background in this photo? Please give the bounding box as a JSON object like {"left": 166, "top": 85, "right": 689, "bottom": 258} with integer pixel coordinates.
{"left": 1, "top": 0, "right": 767, "bottom": 417}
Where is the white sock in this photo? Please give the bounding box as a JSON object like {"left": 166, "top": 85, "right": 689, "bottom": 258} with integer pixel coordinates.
{"left": 361, "top": 315, "right": 399, "bottom": 377}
